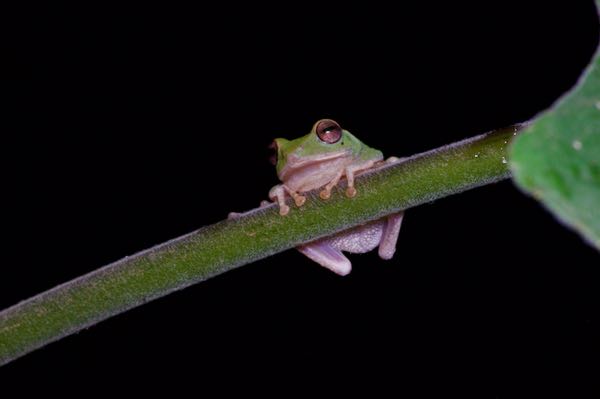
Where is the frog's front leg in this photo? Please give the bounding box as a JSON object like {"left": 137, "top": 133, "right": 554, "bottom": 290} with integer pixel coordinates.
{"left": 319, "top": 169, "right": 345, "bottom": 200}
{"left": 344, "top": 159, "right": 378, "bottom": 197}
{"left": 345, "top": 156, "right": 402, "bottom": 198}
{"left": 269, "top": 184, "right": 306, "bottom": 216}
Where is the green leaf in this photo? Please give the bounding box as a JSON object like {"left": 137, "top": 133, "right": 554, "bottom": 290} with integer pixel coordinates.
{"left": 510, "top": 2, "right": 600, "bottom": 250}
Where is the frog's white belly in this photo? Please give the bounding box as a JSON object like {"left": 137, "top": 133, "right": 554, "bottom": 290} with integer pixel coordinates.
{"left": 323, "top": 219, "right": 385, "bottom": 253}
{"left": 284, "top": 157, "right": 353, "bottom": 193}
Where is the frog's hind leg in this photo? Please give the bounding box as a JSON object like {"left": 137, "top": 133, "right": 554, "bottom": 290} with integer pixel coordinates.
{"left": 228, "top": 200, "right": 272, "bottom": 219}
{"left": 378, "top": 211, "right": 404, "bottom": 259}
{"left": 297, "top": 242, "right": 352, "bottom": 276}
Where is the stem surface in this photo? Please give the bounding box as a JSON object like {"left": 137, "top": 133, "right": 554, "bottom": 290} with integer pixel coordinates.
{"left": 0, "top": 125, "right": 520, "bottom": 366}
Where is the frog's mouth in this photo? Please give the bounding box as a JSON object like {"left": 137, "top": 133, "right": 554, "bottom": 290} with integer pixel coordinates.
{"left": 279, "top": 149, "right": 350, "bottom": 180}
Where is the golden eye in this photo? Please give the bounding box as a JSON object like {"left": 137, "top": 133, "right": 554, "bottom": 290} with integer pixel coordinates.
{"left": 315, "top": 119, "right": 342, "bottom": 144}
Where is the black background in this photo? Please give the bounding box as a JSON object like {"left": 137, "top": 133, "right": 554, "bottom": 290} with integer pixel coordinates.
{"left": 2, "top": 1, "right": 600, "bottom": 396}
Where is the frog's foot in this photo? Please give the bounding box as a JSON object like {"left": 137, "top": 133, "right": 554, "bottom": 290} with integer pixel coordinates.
{"left": 319, "top": 169, "right": 345, "bottom": 200}
{"left": 373, "top": 156, "right": 404, "bottom": 170}
{"left": 290, "top": 192, "right": 306, "bottom": 207}
{"left": 344, "top": 159, "right": 378, "bottom": 198}
{"left": 378, "top": 211, "right": 404, "bottom": 259}
{"left": 227, "top": 211, "right": 242, "bottom": 219}
{"left": 297, "top": 242, "right": 352, "bottom": 276}
{"left": 269, "top": 184, "right": 305, "bottom": 216}
{"left": 268, "top": 185, "right": 289, "bottom": 216}
{"left": 385, "top": 156, "right": 402, "bottom": 164}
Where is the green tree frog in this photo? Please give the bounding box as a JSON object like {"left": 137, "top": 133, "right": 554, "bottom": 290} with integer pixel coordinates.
{"left": 267, "top": 119, "right": 404, "bottom": 276}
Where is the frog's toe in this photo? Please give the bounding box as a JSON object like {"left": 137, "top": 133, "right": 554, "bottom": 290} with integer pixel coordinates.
{"left": 346, "top": 186, "right": 357, "bottom": 198}
{"left": 294, "top": 195, "right": 306, "bottom": 207}
{"left": 319, "top": 189, "right": 331, "bottom": 200}
{"left": 279, "top": 204, "right": 290, "bottom": 216}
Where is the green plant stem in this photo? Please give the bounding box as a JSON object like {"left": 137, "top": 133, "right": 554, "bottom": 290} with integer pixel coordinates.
{"left": 0, "top": 125, "right": 521, "bottom": 366}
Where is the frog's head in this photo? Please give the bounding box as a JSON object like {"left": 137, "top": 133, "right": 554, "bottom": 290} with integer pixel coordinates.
{"left": 270, "top": 119, "right": 356, "bottom": 179}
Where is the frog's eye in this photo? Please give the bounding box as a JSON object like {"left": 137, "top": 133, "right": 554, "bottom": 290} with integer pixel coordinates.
{"left": 268, "top": 140, "right": 278, "bottom": 165}
{"left": 316, "top": 119, "right": 342, "bottom": 144}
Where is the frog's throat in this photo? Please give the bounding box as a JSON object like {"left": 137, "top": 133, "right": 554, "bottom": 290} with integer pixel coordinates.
{"left": 279, "top": 149, "right": 350, "bottom": 180}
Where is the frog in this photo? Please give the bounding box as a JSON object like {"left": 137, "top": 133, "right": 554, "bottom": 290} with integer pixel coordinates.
{"left": 266, "top": 119, "right": 404, "bottom": 276}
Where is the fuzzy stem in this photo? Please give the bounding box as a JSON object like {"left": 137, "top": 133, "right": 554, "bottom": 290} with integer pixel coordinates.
{"left": 0, "top": 125, "right": 521, "bottom": 366}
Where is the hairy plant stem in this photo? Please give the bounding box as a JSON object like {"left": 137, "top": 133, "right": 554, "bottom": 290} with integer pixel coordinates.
{"left": 0, "top": 125, "right": 521, "bottom": 366}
